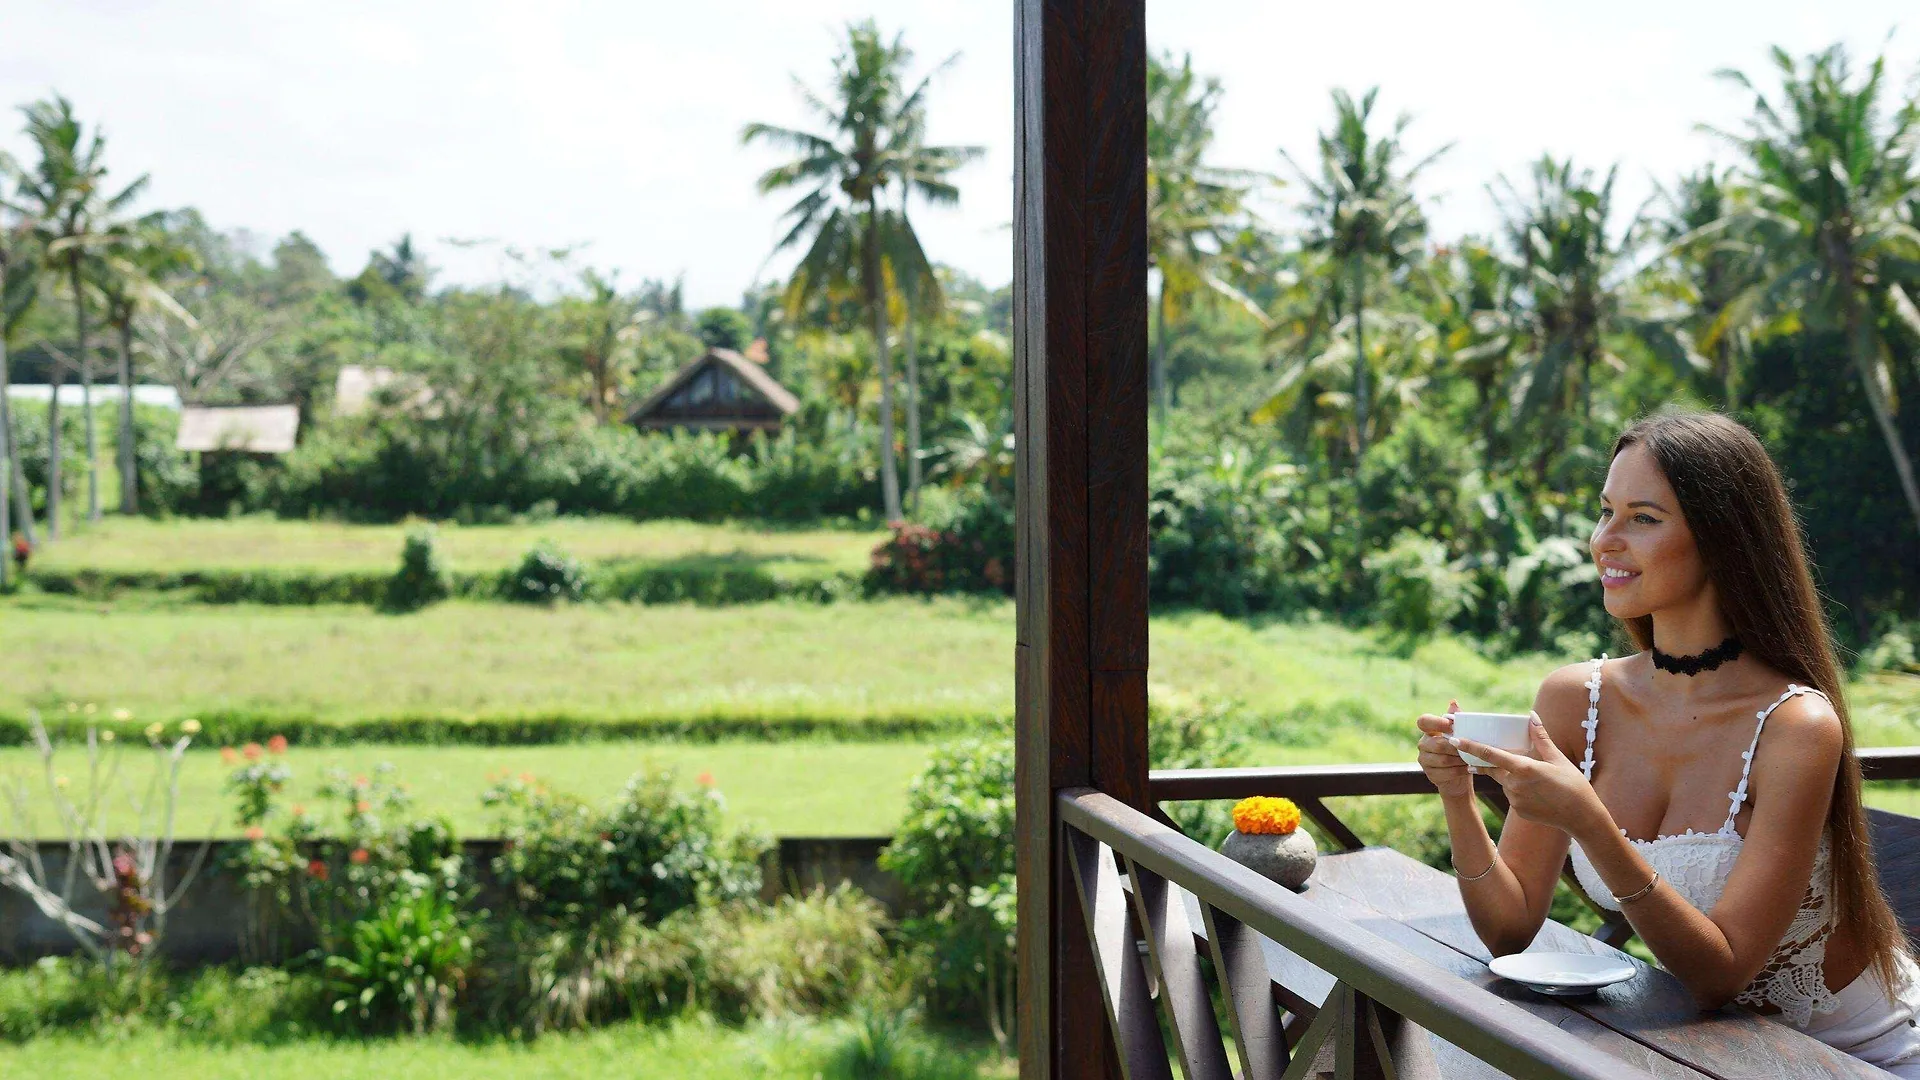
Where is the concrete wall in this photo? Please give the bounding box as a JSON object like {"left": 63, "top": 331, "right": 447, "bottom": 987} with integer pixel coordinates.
{"left": 1, "top": 835, "right": 899, "bottom": 967}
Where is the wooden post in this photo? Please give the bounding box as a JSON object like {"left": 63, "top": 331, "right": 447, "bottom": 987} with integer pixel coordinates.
{"left": 1013, "top": 0, "right": 1150, "bottom": 1077}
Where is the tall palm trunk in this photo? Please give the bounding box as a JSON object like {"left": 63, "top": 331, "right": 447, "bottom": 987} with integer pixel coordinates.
{"left": 1, "top": 333, "right": 13, "bottom": 585}
{"left": 1152, "top": 279, "right": 1170, "bottom": 420}
{"left": 116, "top": 313, "right": 137, "bottom": 514}
{"left": 904, "top": 309, "right": 922, "bottom": 510}
{"left": 0, "top": 334, "right": 32, "bottom": 547}
{"left": 1845, "top": 294, "right": 1920, "bottom": 535}
{"left": 864, "top": 203, "right": 902, "bottom": 521}
{"left": 69, "top": 256, "right": 100, "bottom": 523}
{"left": 1351, "top": 256, "right": 1369, "bottom": 459}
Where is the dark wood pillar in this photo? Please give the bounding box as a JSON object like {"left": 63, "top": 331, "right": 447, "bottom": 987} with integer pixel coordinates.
{"left": 1013, "top": 0, "right": 1150, "bottom": 1076}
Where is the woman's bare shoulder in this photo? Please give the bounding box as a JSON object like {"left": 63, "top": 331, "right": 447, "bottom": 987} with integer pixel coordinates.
{"left": 1531, "top": 660, "right": 1603, "bottom": 753}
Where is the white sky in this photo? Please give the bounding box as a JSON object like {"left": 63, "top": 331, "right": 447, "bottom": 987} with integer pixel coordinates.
{"left": 2, "top": 2, "right": 1915, "bottom": 308}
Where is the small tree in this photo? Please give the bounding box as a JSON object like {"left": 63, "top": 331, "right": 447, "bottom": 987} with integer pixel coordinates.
{"left": 384, "top": 527, "right": 451, "bottom": 612}
{"left": 0, "top": 712, "right": 215, "bottom": 972}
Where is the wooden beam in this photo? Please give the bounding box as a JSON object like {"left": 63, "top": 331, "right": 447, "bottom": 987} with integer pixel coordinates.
{"left": 1014, "top": 0, "right": 1150, "bottom": 1077}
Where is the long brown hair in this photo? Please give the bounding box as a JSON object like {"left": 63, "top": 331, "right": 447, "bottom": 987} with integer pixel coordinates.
{"left": 1612, "top": 409, "right": 1910, "bottom": 988}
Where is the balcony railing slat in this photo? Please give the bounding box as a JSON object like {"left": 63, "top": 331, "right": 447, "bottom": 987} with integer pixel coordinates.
{"left": 1199, "top": 903, "right": 1290, "bottom": 1080}
{"left": 1062, "top": 789, "right": 1639, "bottom": 1080}
{"left": 1124, "top": 860, "right": 1234, "bottom": 1080}
{"left": 1064, "top": 825, "right": 1174, "bottom": 1080}
{"left": 1295, "top": 795, "right": 1364, "bottom": 853}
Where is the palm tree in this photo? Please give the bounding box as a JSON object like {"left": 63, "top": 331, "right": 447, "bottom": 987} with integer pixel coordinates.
{"left": 891, "top": 89, "right": 982, "bottom": 507}
{"left": 15, "top": 95, "right": 148, "bottom": 532}
{"left": 1490, "top": 157, "right": 1699, "bottom": 476}
{"left": 94, "top": 217, "right": 190, "bottom": 514}
{"left": 1705, "top": 45, "right": 1920, "bottom": 535}
{"left": 561, "top": 268, "right": 643, "bottom": 425}
{"left": 1645, "top": 166, "right": 1763, "bottom": 407}
{"left": 1148, "top": 52, "right": 1266, "bottom": 419}
{"left": 1283, "top": 87, "right": 1447, "bottom": 460}
{"left": 743, "top": 21, "right": 981, "bottom": 520}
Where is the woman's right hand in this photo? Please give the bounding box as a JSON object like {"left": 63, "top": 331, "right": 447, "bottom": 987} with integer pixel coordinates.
{"left": 1417, "top": 700, "right": 1472, "bottom": 799}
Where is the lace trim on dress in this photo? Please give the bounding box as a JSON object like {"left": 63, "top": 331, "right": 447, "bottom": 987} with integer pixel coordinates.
{"left": 1573, "top": 657, "right": 1841, "bottom": 1027}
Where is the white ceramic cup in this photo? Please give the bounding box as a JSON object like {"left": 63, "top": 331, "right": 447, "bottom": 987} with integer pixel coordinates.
{"left": 1450, "top": 712, "right": 1533, "bottom": 768}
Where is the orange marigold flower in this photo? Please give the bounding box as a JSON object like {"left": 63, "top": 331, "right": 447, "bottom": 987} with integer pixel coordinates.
{"left": 267, "top": 735, "right": 288, "bottom": 755}
{"left": 307, "top": 859, "right": 329, "bottom": 881}
{"left": 291, "top": 804, "right": 306, "bottom": 817}
{"left": 696, "top": 771, "right": 715, "bottom": 787}
{"left": 244, "top": 826, "right": 266, "bottom": 841}
{"left": 355, "top": 800, "right": 371, "bottom": 814}
{"left": 242, "top": 743, "right": 263, "bottom": 762}
{"left": 1231, "top": 796, "right": 1302, "bottom": 836}
{"left": 349, "top": 848, "right": 371, "bottom": 865}
{"left": 220, "top": 747, "right": 239, "bottom": 765}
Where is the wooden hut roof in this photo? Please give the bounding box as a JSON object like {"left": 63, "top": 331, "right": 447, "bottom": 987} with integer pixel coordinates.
{"left": 628, "top": 348, "right": 800, "bottom": 424}
{"left": 175, "top": 406, "right": 301, "bottom": 454}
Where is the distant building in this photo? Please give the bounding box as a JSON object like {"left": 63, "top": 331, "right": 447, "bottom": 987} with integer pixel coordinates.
{"left": 175, "top": 406, "right": 301, "bottom": 455}
{"left": 333, "top": 365, "right": 432, "bottom": 417}
{"left": 628, "top": 348, "right": 799, "bottom": 434}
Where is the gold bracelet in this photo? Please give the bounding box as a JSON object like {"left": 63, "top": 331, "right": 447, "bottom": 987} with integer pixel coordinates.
{"left": 1453, "top": 853, "right": 1497, "bottom": 882}
{"left": 1610, "top": 870, "right": 1661, "bottom": 905}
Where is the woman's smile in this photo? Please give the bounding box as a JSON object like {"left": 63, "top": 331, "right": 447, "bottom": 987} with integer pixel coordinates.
{"left": 1599, "top": 561, "right": 1641, "bottom": 589}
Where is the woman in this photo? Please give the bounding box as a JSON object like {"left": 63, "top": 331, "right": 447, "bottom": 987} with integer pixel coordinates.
{"left": 1417, "top": 410, "right": 1920, "bottom": 1073}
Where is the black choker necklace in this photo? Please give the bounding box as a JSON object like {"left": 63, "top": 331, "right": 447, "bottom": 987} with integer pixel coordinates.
{"left": 1651, "top": 636, "right": 1743, "bottom": 676}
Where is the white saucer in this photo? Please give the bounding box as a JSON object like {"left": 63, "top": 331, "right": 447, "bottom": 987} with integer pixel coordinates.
{"left": 1488, "top": 952, "right": 1636, "bottom": 996}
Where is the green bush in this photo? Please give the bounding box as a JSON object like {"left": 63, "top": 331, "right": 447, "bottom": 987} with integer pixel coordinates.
{"left": 484, "top": 768, "right": 764, "bottom": 927}
{"left": 1364, "top": 530, "right": 1473, "bottom": 648}
{"left": 866, "top": 485, "right": 1013, "bottom": 595}
{"left": 325, "top": 872, "right": 474, "bottom": 1035}
{"left": 880, "top": 738, "right": 1015, "bottom": 1046}
{"left": 479, "top": 884, "right": 890, "bottom": 1035}
{"left": 384, "top": 527, "right": 451, "bottom": 612}
{"left": 503, "top": 543, "right": 590, "bottom": 604}
{"left": 1861, "top": 623, "right": 1919, "bottom": 674}
{"left": 0, "top": 960, "right": 324, "bottom": 1042}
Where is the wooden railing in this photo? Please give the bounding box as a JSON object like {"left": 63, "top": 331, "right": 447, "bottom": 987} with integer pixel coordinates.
{"left": 1061, "top": 789, "right": 1632, "bottom": 1079}
{"left": 1051, "top": 748, "right": 1920, "bottom": 1077}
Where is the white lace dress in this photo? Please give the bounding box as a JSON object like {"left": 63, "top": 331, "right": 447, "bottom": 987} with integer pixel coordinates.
{"left": 1567, "top": 658, "right": 1842, "bottom": 1024}
{"left": 1565, "top": 657, "right": 1920, "bottom": 1076}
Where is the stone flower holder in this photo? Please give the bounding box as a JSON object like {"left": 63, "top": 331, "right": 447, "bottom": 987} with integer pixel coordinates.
{"left": 1220, "top": 797, "right": 1317, "bottom": 890}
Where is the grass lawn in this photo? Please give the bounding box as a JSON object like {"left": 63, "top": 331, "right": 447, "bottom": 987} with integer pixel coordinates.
{"left": 28, "top": 514, "right": 884, "bottom": 576}
{"left": 0, "top": 740, "right": 938, "bottom": 839}
{"left": 0, "top": 596, "right": 1577, "bottom": 733}
{"left": 0, "top": 1015, "right": 1012, "bottom": 1080}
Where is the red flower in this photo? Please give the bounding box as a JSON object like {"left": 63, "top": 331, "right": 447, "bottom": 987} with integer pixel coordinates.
{"left": 349, "top": 848, "right": 371, "bottom": 865}
{"left": 696, "top": 771, "right": 716, "bottom": 787}
{"left": 244, "top": 826, "right": 265, "bottom": 841}
{"left": 307, "top": 859, "right": 328, "bottom": 881}
{"left": 242, "top": 743, "right": 263, "bottom": 762}
{"left": 266, "top": 735, "right": 288, "bottom": 755}
{"left": 220, "top": 747, "right": 239, "bottom": 765}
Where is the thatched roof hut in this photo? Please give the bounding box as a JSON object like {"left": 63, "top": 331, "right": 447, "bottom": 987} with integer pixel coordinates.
{"left": 175, "top": 406, "right": 300, "bottom": 454}
{"left": 628, "top": 348, "right": 799, "bottom": 434}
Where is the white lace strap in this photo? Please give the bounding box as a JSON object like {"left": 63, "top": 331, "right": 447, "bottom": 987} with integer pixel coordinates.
{"left": 1579, "top": 655, "right": 1608, "bottom": 781}
{"left": 1724, "top": 684, "right": 1831, "bottom": 831}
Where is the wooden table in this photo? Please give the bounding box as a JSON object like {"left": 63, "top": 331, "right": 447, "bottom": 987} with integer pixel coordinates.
{"left": 1193, "top": 847, "right": 1887, "bottom": 1079}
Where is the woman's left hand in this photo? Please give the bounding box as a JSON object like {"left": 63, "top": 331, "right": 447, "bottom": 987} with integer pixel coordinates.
{"left": 1452, "top": 714, "right": 1610, "bottom": 843}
